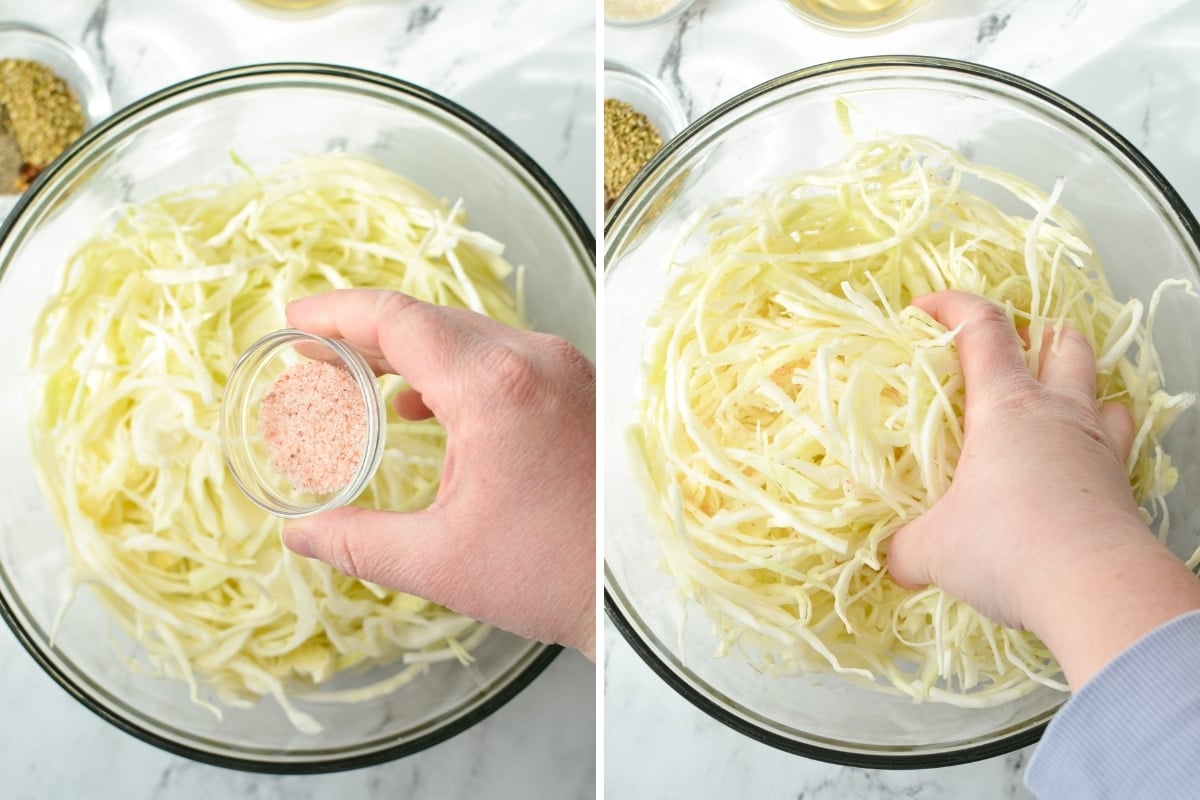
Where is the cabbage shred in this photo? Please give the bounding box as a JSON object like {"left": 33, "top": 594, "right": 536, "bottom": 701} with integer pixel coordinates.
{"left": 635, "top": 131, "right": 1197, "bottom": 705}
{"left": 31, "top": 154, "right": 524, "bottom": 732}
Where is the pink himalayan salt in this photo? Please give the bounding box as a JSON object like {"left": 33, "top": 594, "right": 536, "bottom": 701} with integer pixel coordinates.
{"left": 260, "top": 360, "right": 367, "bottom": 495}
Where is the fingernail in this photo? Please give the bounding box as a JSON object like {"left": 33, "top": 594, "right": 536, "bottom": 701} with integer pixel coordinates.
{"left": 283, "top": 527, "right": 313, "bottom": 558}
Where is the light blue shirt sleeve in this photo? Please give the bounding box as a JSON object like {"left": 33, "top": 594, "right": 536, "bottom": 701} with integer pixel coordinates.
{"left": 1025, "top": 608, "right": 1200, "bottom": 799}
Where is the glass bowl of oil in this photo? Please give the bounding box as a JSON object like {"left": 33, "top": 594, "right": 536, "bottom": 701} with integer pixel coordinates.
{"left": 780, "top": 0, "right": 930, "bottom": 33}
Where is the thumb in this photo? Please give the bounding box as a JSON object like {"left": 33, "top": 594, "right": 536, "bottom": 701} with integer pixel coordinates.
{"left": 886, "top": 508, "right": 944, "bottom": 589}
{"left": 283, "top": 506, "right": 450, "bottom": 597}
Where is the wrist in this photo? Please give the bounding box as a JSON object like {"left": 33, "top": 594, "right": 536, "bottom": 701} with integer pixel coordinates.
{"left": 1021, "top": 528, "right": 1200, "bottom": 690}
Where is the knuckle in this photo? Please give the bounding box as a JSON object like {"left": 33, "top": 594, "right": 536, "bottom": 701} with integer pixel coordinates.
{"left": 1057, "top": 326, "right": 1094, "bottom": 357}
{"left": 970, "top": 302, "right": 1013, "bottom": 332}
{"left": 323, "top": 510, "right": 372, "bottom": 580}
{"left": 377, "top": 294, "right": 459, "bottom": 371}
{"left": 377, "top": 290, "right": 420, "bottom": 320}
{"left": 327, "top": 532, "right": 366, "bottom": 580}
{"left": 479, "top": 334, "right": 593, "bottom": 409}
{"left": 380, "top": 291, "right": 449, "bottom": 334}
{"left": 536, "top": 333, "right": 593, "bottom": 376}
{"left": 532, "top": 333, "right": 597, "bottom": 396}
{"left": 484, "top": 344, "right": 543, "bottom": 402}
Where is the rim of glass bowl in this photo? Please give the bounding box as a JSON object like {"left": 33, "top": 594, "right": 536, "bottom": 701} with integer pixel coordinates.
{"left": 603, "top": 55, "right": 1200, "bottom": 769}
{"left": 0, "top": 62, "right": 595, "bottom": 774}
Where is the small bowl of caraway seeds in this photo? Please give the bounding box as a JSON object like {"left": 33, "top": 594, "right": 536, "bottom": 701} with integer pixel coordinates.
{"left": 0, "top": 24, "right": 111, "bottom": 194}
{"left": 604, "top": 60, "right": 687, "bottom": 213}
{"left": 222, "top": 329, "right": 388, "bottom": 518}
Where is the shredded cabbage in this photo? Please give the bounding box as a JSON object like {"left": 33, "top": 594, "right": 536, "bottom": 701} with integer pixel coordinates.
{"left": 30, "top": 153, "right": 526, "bottom": 732}
{"left": 634, "top": 124, "right": 1199, "bottom": 705}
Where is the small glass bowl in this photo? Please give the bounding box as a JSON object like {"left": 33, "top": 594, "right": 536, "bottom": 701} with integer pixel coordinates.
{"left": 0, "top": 23, "right": 112, "bottom": 127}
{"left": 222, "top": 329, "right": 387, "bottom": 518}
{"left": 604, "top": 0, "right": 695, "bottom": 29}
{"left": 779, "top": 0, "right": 930, "bottom": 34}
{"left": 237, "top": 0, "right": 346, "bottom": 18}
{"left": 604, "top": 60, "right": 688, "bottom": 144}
{"left": 605, "top": 61, "right": 688, "bottom": 214}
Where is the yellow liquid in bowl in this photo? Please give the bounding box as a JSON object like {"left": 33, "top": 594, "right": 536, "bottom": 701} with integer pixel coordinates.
{"left": 784, "top": 0, "right": 927, "bottom": 30}
{"left": 242, "top": 0, "right": 341, "bottom": 11}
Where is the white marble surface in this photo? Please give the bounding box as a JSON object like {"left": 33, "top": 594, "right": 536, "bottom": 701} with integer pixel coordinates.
{"left": 0, "top": 1, "right": 596, "bottom": 798}
{"left": 604, "top": 0, "right": 1200, "bottom": 797}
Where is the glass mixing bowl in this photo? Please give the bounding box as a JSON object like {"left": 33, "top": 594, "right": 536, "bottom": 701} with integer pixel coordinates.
{"left": 604, "top": 56, "right": 1200, "bottom": 768}
{"left": 0, "top": 64, "right": 594, "bottom": 772}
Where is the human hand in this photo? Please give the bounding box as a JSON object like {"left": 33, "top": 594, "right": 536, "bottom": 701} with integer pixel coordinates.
{"left": 887, "top": 290, "right": 1200, "bottom": 688}
{"left": 282, "top": 289, "right": 596, "bottom": 660}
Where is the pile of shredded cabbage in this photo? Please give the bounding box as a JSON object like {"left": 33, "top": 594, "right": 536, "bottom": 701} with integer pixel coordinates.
{"left": 633, "top": 125, "right": 1199, "bottom": 706}
{"left": 30, "top": 154, "right": 525, "bottom": 732}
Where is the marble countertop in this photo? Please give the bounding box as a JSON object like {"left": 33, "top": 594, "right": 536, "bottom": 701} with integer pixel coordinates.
{"left": 604, "top": 0, "right": 1200, "bottom": 797}
{"left": 0, "top": 1, "right": 595, "bottom": 799}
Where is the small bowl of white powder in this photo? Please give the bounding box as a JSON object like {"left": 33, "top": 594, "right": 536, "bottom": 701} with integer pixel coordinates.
{"left": 221, "top": 328, "right": 388, "bottom": 518}
{"left": 605, "top": 0, "right": 695, "bottom": 28}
